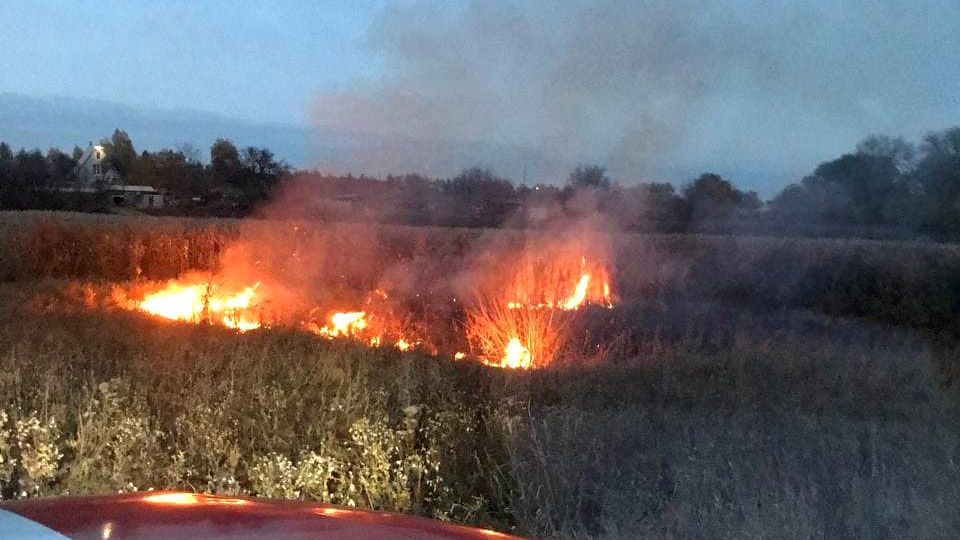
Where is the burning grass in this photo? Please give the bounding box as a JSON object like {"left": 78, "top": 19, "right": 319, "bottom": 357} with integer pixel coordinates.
{"left": 4, "top": 212, "right": 960, "bottom": 536}
{"left": 80, "top": 220, "right": 622, "bottom": 370}
{"left": 2, "top": 280, "right": 958, "bottom": 538}
{"left": 466, "top": 300, "right": 567, "bottom": 369}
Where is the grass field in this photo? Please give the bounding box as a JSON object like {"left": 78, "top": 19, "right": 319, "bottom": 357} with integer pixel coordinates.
{"left": 2, "top": 210, "right": 960, "bottom": 538}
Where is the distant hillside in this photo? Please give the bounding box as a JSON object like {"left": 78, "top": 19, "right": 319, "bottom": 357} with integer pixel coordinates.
{"left": 0, "top": 93, "right": 330, "bottom": 167}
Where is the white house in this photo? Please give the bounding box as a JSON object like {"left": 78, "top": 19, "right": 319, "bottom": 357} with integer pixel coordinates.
{"left": 73, "top": 144, "right": 123, "bottom": 188}
{"left": 69, "top": 143, "right": 165, "bottom": 209}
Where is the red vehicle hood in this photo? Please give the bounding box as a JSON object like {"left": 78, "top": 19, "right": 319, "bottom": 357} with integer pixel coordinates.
{"left": 0, "top": 491, "right": 525, "bottom": 540}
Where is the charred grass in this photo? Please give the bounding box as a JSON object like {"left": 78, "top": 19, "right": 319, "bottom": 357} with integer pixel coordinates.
{"left": 2, "top": 211, "right": 960, "bottom": 538}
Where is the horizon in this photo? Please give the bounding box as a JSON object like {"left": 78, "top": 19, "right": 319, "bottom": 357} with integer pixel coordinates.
{"left": 1, "top": 1, "right": 958, "bottom": 197}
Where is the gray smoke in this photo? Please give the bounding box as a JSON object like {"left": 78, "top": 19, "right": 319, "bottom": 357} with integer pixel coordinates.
{"left": 312, "top": 0, "right": 960, "bottom": 193}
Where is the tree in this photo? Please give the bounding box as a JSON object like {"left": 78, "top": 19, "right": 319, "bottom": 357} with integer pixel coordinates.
{"left": 856, "top": 135, "right": 915, "bottom": 172}
{"left": 567, "top": 165, "right": 611, "bottom": 190}
{"left": 46, "top": 148, "right": 76, "bottom": 187}
{"left": 913, "top": 127, "right": 960, "bottom": 236}
{"left": 107, "top": 129, "right": 137, "bottom": 178}
{"left": 683, "top": 173, "right": 744, "bottom": 220}
{"left": 176, "top": 143, "right": 202, "bottom": 165}
{"left": 129, "top": 149, "right": 208, "bottom": 201}
{"left": 442, "top": 167, "right": 517, "bottom": 227}
{"left": 805, "top": 153, "right": 902, "bottom": 225}
{"left": 210, "top": 138, "right": 241, "bottom": 184}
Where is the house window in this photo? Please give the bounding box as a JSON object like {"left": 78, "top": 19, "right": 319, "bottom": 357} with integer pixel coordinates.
{"left": 93, "top": 164, "right": 102, "bottom": 175}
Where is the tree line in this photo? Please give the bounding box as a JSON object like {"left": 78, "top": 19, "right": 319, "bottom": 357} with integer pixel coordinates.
{"left": 1, "top": 125, "right": 959, "bottom": 239}
{"left": 0, "top": 129, "right": 289, "bottom": 214}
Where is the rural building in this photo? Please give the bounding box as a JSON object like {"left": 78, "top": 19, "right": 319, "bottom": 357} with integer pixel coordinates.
{"left": 73, "top": 144, "right": 123, "bottom": 188}
{"left": 69, "top": 143, "right": 165, "bottom": 209}
{"left": 113, "top": 185, "right": 165, "bottom": 209}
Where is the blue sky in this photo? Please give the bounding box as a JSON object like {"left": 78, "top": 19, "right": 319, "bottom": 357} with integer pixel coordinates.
{"left": 1, "top": 1, "right": 958, "bottom": 194}
{"left": 0, "top": 0, "right": 387, "bottom": 124}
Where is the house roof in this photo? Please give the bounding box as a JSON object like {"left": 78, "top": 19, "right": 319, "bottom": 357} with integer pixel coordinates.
{"left": 115, "top": 185, "right": 160, "bottom": 193}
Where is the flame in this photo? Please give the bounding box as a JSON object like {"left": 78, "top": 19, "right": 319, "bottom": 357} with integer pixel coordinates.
{"left": 466, "top": 300, "right": 566, "bottom": 370}
{"left": 502, "top": 338, "right": 531, "bottom": 369}
{"left": 505, "top": 256, "right": 613, "bottom": 311}
{"left": 137, "top": 281, "right": 262, "bottom": 331}
{"left": 560, "top": 273, "right": 591, "bottom": 310}
{"left": 315, "top": 311, "right": 367, "bottom": 338}
{"left": 467, "top": 255, "right": 614, "bottom": 369}
{"left": 305, "top": 309, "right": 421, "bottom": 352}
{"left": 120, "top": 241, "right": 613, "bottom": 370}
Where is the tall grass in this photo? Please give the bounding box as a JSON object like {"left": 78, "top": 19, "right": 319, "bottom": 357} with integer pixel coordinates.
{"left": 2, "top": 279, "right": 959, "bottom": 537}
{"left": 3, "top": 211, "right": 960, "bottom": 537}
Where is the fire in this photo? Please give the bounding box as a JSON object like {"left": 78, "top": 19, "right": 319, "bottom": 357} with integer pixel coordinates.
{"left": 304, "top": 309, "right": 422, "bottom": 352}
{"left": 502, "top": 338, "right": 531, "bottom": 369}
{"left": 137, "top": 281, "right": 262, "bottom": 331}
{"left": 315, "top": 311, "right": 368, "bottom": 338}
{"left": 466, "top": 300, "right": 566, "bottom": 370}
{"left": 505, "top": 256, "right": 613, "bottom": 311}
{"left": 560, "top": 273, "right": 591, "bottom": 310}
{"left": 467, "top": 255, "right": 614, "bottom": 369}
{"left": 119, "top": 233, "right": 614, "bottom": 371}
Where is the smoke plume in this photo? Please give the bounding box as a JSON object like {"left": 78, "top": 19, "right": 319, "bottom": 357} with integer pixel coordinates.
{"left": 312, "top": 0, "right": 960, "bottom": 192}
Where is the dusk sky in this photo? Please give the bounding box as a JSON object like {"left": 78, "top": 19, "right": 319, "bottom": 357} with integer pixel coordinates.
{"left": 1, "top": 0, "right": 958, "bottom": 194}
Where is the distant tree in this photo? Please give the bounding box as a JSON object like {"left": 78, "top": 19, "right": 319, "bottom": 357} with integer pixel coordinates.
{"left": 442, "top": 167, "right": 517, "bottom": 227}
{"left": 71, "top": 145, "right": 84, "bottom": 161}
{"left": 107, "top": 129, "right": 137, "bottom": 177}
{"left": 683, "top": 173, "right": 744, "bottom": 220}
{"left": 856, "top": 134, "right": 915, "bottom": 172}
{"left": 805, "top": 153, "right": 902, "bottom": 225}
{"left": 567, "top": 165, "right": 611, "bottom": 190}
{"left": 0, "top": 142, "right": 12, "bottom": 176}
{"left": 130, "top": 149, "right": 208, "bottom": 201}
{"left": 914, "top": 126, "right": 960, "bottom": 236}
{"left": 16, "top": 149, "right": 49, "bottom": 188}
{"left": 383, "top": 174, "right": 435, "bottom": 226}
{"left": 0, "top": 149, "right": 49, "bottom": 208}
{"left": 176, "top": 143, "right": 202, "bottom": 165}
{"left": 241, "top": 146, "right": 285, "bottom": 177}
{"left": 45, "top": 148, "right": 76, "bottom": 187}
{"left": 0, "top": 143, "right": 14, "bottom": 207}
{"left": 210, "top": 138, "right": 241, "bottom": 184}
{"left": 740, "top": 190, "right": 763, "bottom": 211}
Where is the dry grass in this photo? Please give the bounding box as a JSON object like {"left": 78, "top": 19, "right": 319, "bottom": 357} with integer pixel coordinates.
{"left": 2, "top": 211, "right": 960, "bottom": 538}
{"left": 466, "top": 300, "right": 569, "bottom": 368}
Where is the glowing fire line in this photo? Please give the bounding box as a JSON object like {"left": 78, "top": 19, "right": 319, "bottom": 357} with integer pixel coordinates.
{"left": 127, "top": 253, "right": 614, "bottom": 370}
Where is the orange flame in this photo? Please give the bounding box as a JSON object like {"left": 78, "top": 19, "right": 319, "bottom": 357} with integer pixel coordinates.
{"left": 502, "top": 338, "right": 531, "bottom": 369}
{"left": 304, "top": 309, "right": 422, "bottom": 352}
{"left": 137, "top": 281, "right": 262, "bottom": 331}
{"left": 468, "top": 255, "right": 614, "bottom": 369}
{"left": 122, "top": 242, "right": 613, "bottom": 370}
{"left": 314, "top": 311, "right": 367, "bottom": 338}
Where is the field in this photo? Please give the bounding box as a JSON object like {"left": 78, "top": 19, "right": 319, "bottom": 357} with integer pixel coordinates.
{"left": 2, "top": 210, "right": 960, "bottom": 538}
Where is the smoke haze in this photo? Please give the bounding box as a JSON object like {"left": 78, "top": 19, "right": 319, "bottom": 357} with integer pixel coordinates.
{"left": 312, "top": 0, "right": 960, "bottom": 195}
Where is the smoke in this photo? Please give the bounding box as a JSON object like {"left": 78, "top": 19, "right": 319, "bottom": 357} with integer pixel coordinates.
{"left": 312, "top": 0, "right": 960, "bottom": 192}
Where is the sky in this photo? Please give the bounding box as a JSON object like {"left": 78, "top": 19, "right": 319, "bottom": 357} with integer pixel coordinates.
{"left": 0, "top": 0, "right": 385, "bottom": 124}
{"left": 1, "top": 0, "right": 958, "bottom": 195}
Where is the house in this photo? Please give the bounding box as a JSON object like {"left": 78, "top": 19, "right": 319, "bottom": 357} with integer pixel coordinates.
{"left": 73, "top": 144, "right": 123, "bottom": 188}
{"left": 114, "top": 185, "right": 165, "bottom": 209}
{"left": 69, "top": 143, "right": 165, "bottom": 209}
